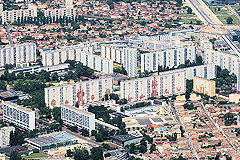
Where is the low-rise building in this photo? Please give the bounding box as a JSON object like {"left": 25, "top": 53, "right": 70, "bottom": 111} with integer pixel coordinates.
{"left": 27, "top": 131, "right": 78, "bottom": 150}
{"left": 111, "top": 133, "right": 143, "bottom": 146}
{"left": 3, "top": 101, "right": 35, "bottom": 130}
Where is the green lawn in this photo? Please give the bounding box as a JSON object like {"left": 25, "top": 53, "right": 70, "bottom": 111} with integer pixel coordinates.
{"left": 217, "top": 15, "right": 240, "bottom": 24}
{"left": 22, "top": 153, "right": 47, "bottom": 159}
{"left": 210, "top": 6, "right": 240, "bottom": 24}
{"left": 236, "top": 44, "right": 240, "bottom": 49}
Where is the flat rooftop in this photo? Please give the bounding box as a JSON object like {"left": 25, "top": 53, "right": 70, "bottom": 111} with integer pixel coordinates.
{"left": 27, "top": 132, "right": 77, "bottom": 147}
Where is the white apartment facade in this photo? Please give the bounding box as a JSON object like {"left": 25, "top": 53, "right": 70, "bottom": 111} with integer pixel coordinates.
{"left": 3, "top": 101, "right": 35, "bottom": 130}
{"left": 43, "top": 7, "right": 77, "bottom": 19}
{"left": 143, "top": 39, "right": 172, "bottom": 50}
{"left": 122, "top": 47, "right": 138, "bottom": 77}
{"left": 2, "top": 6, "right": 37, "bottom": 23}
{"left": 158, "top": 64, "right": 217, "bottom": 80}
{"left": 42, "top": 45, "right": 113, "bottom": 74}
{"left": 0, "top": 126, "right": 15, "bottom": 147}
{"left": 204, "top": 49, "right": 239, "bottom": 75}
{"left": 61, "top": 105, "right": 95, "bottom": 132}
{"left": 141, "top": 45, "right": 196, "bottom": 72}
{"left": 0, "top": 43, "right": 36, "bottom": 67}
{"left": 120, "top": 70, "right": 186, "bottom": 102}
{"left": 45, "top": 78, "right": 113, "bottom": 108}
{"left": 100, "top": 45, "right": 137, "bottom": 77}
{"left": 139, "top": 33, "right": 170, "bottom": 42}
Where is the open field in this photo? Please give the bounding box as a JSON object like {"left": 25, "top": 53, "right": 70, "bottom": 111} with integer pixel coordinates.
{"left": 178, "top": 12, "right": 203, "bottom": 24}
{"left": 22, "top": 153, "right": 47, "bottom": 159}
{"left": 210, "top": 6, "right": 240, "bottom": 24}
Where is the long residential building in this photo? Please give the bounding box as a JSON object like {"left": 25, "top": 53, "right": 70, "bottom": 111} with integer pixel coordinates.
{"left": 100, "top": 45, "right": 138, "bottom": 77}
{"left": 45, "top": 78, "right": 113, "bottom": 108}
{"left": 141, "top": 45, "right": 196, "bottom": 72}
{"left": 41, "top": 45, "right": 92, "bottom": 66}
{"left": 0, "top": 43, "right": 36, "bottom": 67}
{"left": 2, "top": 5, "right": 37, "bottom": 23}
{"left": 42, "top": 45, "right": 113, "bottom": 74}
{"left": 61, "top": 105, "right": 95, "bottom": 132}
{"left": 120, "top": 70, "right": 186, "bottom": 102}
{"left": 203, "top": 49, "right": 239, "bottom": 75}
{"left": 43, "top": 7, "right": 78, "bottom": 19}
{"left": 3, "top": 101, "right": 35, "bottom": 130}
{"left": 158, "top": 64, "right": 217, "bottom": 80}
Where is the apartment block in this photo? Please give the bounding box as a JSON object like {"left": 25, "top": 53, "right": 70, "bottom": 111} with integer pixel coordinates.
{"left": 122, "top": 47, "right": 138, "bottom": 77}
{"left": 141, "top": 45, "right": 196, "bottom": 72}
{"left": 42, "top": 45, "right": 113, "bottom": 74}
{"left": 101, "top": 45, "right": 137, "bottom": 77}
{"left": 0, "top": 43, "right": 36, "bottom": 67}
{"left": 193, "top": 77, "right": 216, "bottom": 97}
{"left": 2, "top": 6, "right": 37, "bottom": 24}
{"left": 120, "top": 70, "right": 186, "bottom": 102}
{"left": 45, "top": 78, "right": 113, "bottom": 108}
{"left": 158, "top": 64, "right": 217, "bottom": 80}
{"left": 203, "top": 49, "right": 239, "bottom": 75}
{"left": 3, "top": 101, "right": 35, "bottom": 130}
{"left": 0, "top": 127, "right": 15, "bottom": 147}
{"left": 61, "top": 105, "right": 95, "bottom": 132}
{"left": 43, "top": 7, "right": 77, "bottom": 19}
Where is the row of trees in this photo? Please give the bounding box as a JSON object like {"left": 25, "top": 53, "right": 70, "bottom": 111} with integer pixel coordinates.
{"left": 66, "top": 147, "right": 104, "bottom": 160}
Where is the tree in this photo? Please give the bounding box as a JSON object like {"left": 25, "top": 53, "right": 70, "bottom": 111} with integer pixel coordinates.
{"left": 66, "top": 149, "right": 73, "bottom": 157}
{"left": 10, "top": 151, "right": 21, "bottom": 160}
{"left": 109, "top": 93, "right": 119, "bottom": 101}
{"left": 95, "top": 133, "right": 103, "bottom": 142}
{"left": 73, "top": 148, "right": 89, "bottom": 160}
{"left": 52, "top": 107, "right": 62, "bottom": 123}
{"left": 80, "top": 128, "right": 89, "bottom": 137}
{"left": 10, "top": 129, "right": 24, "bottom": 146}
{"left": 187, "top": 7, "right": 192, "bottom": 14}
{"left": 150, "top": 144, "right": 156, "bottom": 153}
{"left": 129, "top": 143, "right": 136, "bottom": 154}
{"left": 68, "top": 126, "right": 78, "bottom": 132}
{"left": 91, "top": 130, "right": 97, "bottom": 136}
{"left": 139, "top": 145, "right": 147, "bottom": 153}
{"left": 227, "top": 17, "right": 233, "bottom": 24}
{"left": 185, "top": 91, "right": 191, "bottom": 101}
{"left": 10, "top": 131, "right": 17, "bottom": 146}
{"left": 91, "top": 147, "right": 103, "bottom": 160}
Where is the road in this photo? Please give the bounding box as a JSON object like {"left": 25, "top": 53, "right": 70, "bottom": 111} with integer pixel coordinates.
{"left": 170, "top": 103, "right": 199, "bottom": 160}
{"left": 200, "top": 103, "right": 238, "bottom": 151}
{"left": 4, "top": 25, "right": 13, "bottom": 45}
{"left": 186, "top": 0, "right": 240, "bottom": 56}
{"left": 221, "top": 34, "right": 240, "bottom": 55}
{"left": 186, "top": 0, "right": 222, "bottom": 25}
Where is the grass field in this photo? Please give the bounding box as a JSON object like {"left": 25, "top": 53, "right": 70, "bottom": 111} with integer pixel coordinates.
{"left": 178, "top": 13, "right": 202, "bottom": 24}
{"left": 217, "top": 15, "right": 240, "bottom": 24}
{"left": 22, "top": 153, "right": 47, "bottom": 159}
{"left": 210, "top": 6, "right": 240, "bottom": 24}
